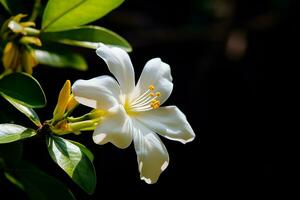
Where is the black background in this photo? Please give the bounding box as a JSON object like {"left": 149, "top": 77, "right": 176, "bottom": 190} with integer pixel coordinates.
{"left": 1, "top": 0, "right": 297, "bottom": 198}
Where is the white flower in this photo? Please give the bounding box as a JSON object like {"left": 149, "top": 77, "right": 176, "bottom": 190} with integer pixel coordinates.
{"left": 72, "top": 44, "right": 195, "bottom": 184}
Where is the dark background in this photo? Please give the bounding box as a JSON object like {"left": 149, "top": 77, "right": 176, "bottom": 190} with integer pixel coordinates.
{"left": 1, "top": 0, "right": 296, "bottom": 198}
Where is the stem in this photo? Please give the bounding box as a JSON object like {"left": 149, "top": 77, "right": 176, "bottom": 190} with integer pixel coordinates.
{"left": 24, "top": 27, "right": 40, "bottom": 36}
{"left": 29, "top": 0, "right": 41, "bottom": 22}
{"left": 67, "top": 109, "right": 105, "bottom": 123}
{"left": 69, "top": 119, "right": 100, "bottom": 131}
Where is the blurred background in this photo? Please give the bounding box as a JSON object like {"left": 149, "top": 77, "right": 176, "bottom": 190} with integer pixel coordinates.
{"left": 1, "top": 0, "right": 296, "bottom": 198}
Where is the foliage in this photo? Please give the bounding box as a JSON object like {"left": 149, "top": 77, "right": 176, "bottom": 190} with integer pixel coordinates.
{"left": 0, "top": 0, "right": 128, "bottom": 198}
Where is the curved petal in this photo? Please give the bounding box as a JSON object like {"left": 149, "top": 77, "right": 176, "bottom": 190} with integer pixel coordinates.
{"left": 136, "top": 106, "right": 195, "bottom": 144}
{"left": 72, "top": 75, "right": 121, "bottom": 110}
{"left": 131, "top": 58, "right": 173, "bottom": 105}
{"left": 93, "top": 105, "right": 132, "bottom": 149}
{"left": 132, "top": 119, "right": 169, "bottom": 184}
{"left": 96, "top": 44, "right": 135, "bottom": 95}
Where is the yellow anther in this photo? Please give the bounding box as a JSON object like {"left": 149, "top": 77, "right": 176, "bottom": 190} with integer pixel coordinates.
{"left": 150, "top": 92, "right": 155, "bottom": 97}
{"left": 149, "top": 85, "right": 155, "bottom": 91}
{"left": 156, "top": 92, "right": 161, "bottom": 97}
{"left": 150, "top": 100, "right": 160, "bottom": 109}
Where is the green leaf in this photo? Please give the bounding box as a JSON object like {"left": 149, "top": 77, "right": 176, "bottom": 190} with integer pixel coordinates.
{"left": 0, "top": 0, "right": 27, "bottom": 14}
{"left": 0, "top": 141, "right": 23, "bottom": 165}
{"left": 41, "top": 25, "right": 132, "bottom": 51}
{"left": 0, "top": 124, "right": 36, "bottom": 144}
{"left": 47, "top": 135, "right": 96, "bottom": 194}
{"left": 68, "top": 140, "right": 94, "bottom": 162}
{"left": 2, "top": 94, "right": 41, "bottom": 127}
{"left": 34, "top": 49, "right": 88, "bottom": 71}
{"left": 42, "top": 0, "right": 124, "bottom": 32}
{"left": 4, "top": 172, "right": 25, "bottom": 191}
{"left": 0, "top": 73, "right": 46, "bottom": 108}
{"left": 0, "top": 0, "right": 10, "bottom": 13}
{"left": 16, "top": 161, "right": 75, "bottom": 200}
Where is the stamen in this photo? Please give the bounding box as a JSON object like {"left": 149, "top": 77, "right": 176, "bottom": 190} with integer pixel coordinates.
{"left": 128, "top": 84, "right": 161, "bottom": 112}
{"left": 131, "top": 96, "right": 152, "bottom": 108}
{"left": 131, "top": 89, "right": 151, "bottom": 105}
{"left": 149, "top": 85, "right": 155, "bottom": 91}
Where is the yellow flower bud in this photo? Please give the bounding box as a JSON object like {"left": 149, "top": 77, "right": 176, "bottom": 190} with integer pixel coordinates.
{"left": 65, "top": 94, "right": 79, "bottom": 114}
{"left": 53, "top": 80, "right": 71, "bottom": 122}
{"left": 2, "top": 42, "right": 21, "bottom": 71}
{"left": 21, "top": 48, "right": 38, "bottom": 74}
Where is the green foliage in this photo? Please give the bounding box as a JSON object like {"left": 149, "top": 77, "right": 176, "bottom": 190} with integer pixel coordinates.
{"left": 0, "top": 0, "right": 10, "bottom": 13}
{"left": 41, "top": 26, "right": 132, "bottom": 51}
{"left": 0, "top": 0, "right": 28, "bottom": 15}
{"left": 0, "top": 141, "right": 23, "bottom": 165}
{"left": 69, "top": 140, "right": 94, "bottom": 162}
{"left": 0, "top": 123, "right": 36, "bottom": 144}
{"left": 42, "top": 0, "right": 124, "bottom": 32}
{"left": 0, "top": 73, "right": 46, "bottom": 108}
{"left": 0, "top": 0, "right": 133, "bottom": 197}
{"left": 34, "top": 48, "right": 88, "bottom": 71}
{"left": 16, "top": 161, "right": 76, "bottom": 200}
{"left": 47, "top": 135, "right": 96, "bottom": 194}
{"left": 3, "top": 95, "right": 41, "bottom": 127}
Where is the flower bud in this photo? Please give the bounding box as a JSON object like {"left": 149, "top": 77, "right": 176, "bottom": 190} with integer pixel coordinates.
{"left": 53, "top": 80, "right": 71, "bottom": 122}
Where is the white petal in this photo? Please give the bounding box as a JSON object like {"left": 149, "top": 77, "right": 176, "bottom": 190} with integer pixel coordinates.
{"left": 136, "top": 106, "right": 195, "bottom": 144}
{"left": 131, "top": 58, "right": 173, "bottom": 105}
{"left": 132, "top": 119, "right": 169, "bottom": 184}
{"left": 93, "top": 105, "right": 132, "bottom": 149}
{"left": 72, "top": 75, "right": 121, "bottom": 110}
{"left": 96, "top": 44, "right": 135, "bottom": 95}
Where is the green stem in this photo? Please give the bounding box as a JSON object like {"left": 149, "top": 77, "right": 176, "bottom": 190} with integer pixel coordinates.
{"left": 67, "top": 114, "right": 90, "bottom": 123}
{"left": 67, "top": 109, "right": 104, "bottom": 123}
{"left": 69, "top": 118, "right": 100, "bottom": 131}
{"left": 24, "top": 27, "right": 40, "bottom": 36}
{"left": 29, "top": 0, "right": 41, "bottom": 22}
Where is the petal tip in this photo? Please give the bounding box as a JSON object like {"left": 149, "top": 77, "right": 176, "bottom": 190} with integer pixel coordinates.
{"left": 161, "top": 161, "right": 169, "bottom": 171}
{"left": 93, "top": 133, "right": 107, "bottom": 144}
{"left": 141, "top": 176, "right": 152, "bottom": 184}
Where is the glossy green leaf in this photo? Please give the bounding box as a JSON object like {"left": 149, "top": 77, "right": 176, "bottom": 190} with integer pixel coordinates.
{"left": 47, "top": 135, "right": 96, "bottom": 194}
{"left": 0, "top": 124, "right": 36, "bottom": 144}
{"left": 0, "top": 73, "right": 46, "bottom": 108}
{"left": 42, "top": 0, "right": 124, "bottom": 32}
{"left": 2, "top": 94, "right": 41, "bottom": 127}
{"left": 41, "top": 26, "right": 132, "bottom": 51}
{"left": 34, "top": 49, "right": 88, "bottom": 71}
{"left": 16, "top": 161, "right": 75, "bottom": 200}
{"left": 68, "top": 140, "right": 94, "bottom": 162}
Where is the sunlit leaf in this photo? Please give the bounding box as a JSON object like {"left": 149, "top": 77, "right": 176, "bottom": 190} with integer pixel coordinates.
{"left": 2, "top": 94, "right": 41, "bottom": 127}
{"left": 42, "top": 0, "right": 124, "bottom": 32}
{"left": 0, "top": 73, "right": 46, "bottom": 108}
{"left": 68, "top": 140, "right": 94, "bottom": 162}
{"left": 41, "top": 26, "right": 132, "bottom": 51}
{"left": 0, "top": 124, "right": 36, "bottom": 144}
{"left": 47, "top": 135, "right": 96, "bottom": 194}
{"left": 34, "top": 49, "right": 88, "bottom": 71}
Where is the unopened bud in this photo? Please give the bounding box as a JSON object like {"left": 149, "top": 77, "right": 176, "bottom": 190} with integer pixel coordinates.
{"left": 53, "top": 80, "right": 71, "bottom": 122}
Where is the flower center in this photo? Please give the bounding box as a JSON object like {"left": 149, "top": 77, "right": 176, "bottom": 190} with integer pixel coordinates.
{"left": 125, "top": 85, "right": 161, "bottom": 114}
